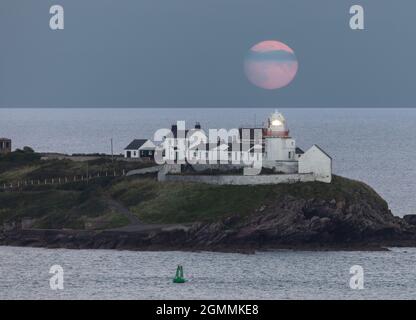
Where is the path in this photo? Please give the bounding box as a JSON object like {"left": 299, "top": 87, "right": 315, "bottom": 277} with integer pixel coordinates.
{"left": 105, "top": 197, "right": 191, "bottom": 232}
{"left": 106, "top": 198, "right": 141, "bottom": 225}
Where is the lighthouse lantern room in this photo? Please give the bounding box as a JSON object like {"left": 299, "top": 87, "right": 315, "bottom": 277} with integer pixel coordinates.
{"left": 264, "top": 111, "right": 298, "bottom": 173}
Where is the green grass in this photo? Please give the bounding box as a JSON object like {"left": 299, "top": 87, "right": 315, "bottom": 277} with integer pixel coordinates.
{"left": 0, "top": 152, "right": 155, "bottom": 184}
{"left": 148, "top": 183, "right": 268, "bottom": 223}
{"left": 0, "top": 174, "right": 386, "bottom": 228}
{"left": 0, "top": 188, "right": 132, "bottom": 230}
{"left": 109, "top": 175, "right": 387, "bottom": 224}
{"left": 0, "top": 190, "right": 80, "bottom": 227}
{"left": 0, "top": 151, "right": 388, "bottom": 228}
{"left": 0, "top": 149, "right": 41, "bottom": 174}
{"left": 0, "top": 152, "right": 156, "bottom": 229}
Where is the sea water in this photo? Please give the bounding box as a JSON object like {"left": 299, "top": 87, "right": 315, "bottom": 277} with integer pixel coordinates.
{"left": 1, "top": 108, "right": 416, "bottom": 300}
{"left": 0, "top": 246, "right": 415, "bottom": 300}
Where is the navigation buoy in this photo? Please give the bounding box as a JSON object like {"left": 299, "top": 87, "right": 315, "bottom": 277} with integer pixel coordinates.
{"left": 173, "top": 265, "right": 186, "bottom": 283}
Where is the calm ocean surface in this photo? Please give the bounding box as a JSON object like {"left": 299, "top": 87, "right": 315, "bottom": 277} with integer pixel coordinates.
{"left": 1, "top": 108, "right": 416, "bottom": 300}
{"left": 0, "top": 246, "right": 416, "bottom": 300}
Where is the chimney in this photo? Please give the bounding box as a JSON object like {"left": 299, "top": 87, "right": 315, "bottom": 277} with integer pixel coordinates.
{"left": 171, "top": 124, "right": 178, "bottom": 138}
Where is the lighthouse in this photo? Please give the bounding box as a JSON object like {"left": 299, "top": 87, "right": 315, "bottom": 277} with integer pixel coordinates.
{"left": 264, "top": 111, "right": 298, "bottom": 173}
{"left": 155, "top": 109, "right": 332, "bottom": 183}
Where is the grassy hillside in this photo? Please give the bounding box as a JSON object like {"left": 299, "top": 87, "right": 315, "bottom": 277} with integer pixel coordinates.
{"left": 109, "top": 178, "right": 273, "bottom": 223}
{"left": 0, "top": 177, "right": 130, "bottom": 229}
{"left": 0, "top": 152, "right": 151, "bottom": 184}
{"left": 0, "top": 150, "right": 151, "bottom": 229}
{"left": 0, "top": 150, "right": 387, "bottom": 229}
{"left": 108, "top": 175, "right": 387, "bottom": 224}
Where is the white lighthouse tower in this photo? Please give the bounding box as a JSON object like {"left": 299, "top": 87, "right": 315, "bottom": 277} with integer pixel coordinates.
{"left": 264, "top": 110, "right": 298, "bottom": 173}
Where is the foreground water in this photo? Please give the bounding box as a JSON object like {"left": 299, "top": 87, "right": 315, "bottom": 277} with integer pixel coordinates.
{"left": 1, "top": 108, "right": 415, "bottom": 299}
{"left": 0, "top": 246, "right": 415, "bottom": 300}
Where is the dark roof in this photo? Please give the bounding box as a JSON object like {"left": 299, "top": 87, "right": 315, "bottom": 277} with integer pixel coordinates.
{"left": 124, "top": 139, "right": 147, "bottom": 150}
{"left": 295, "top": 147, "right": 304, "bottom": 154}
{"left": 238, "top": 127, "right": 264, "bottom": 140}
{"left": 171, "top": 124, "right": 189, "bottom": 138}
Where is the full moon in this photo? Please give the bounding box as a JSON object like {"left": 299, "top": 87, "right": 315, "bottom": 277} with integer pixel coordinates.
{"left": 244, "top": 40, "right": 298, "bottom": 90}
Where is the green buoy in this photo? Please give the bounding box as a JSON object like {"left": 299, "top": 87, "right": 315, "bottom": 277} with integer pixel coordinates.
{"left": 173, "top": 265, "right": 186, "bottom": 283}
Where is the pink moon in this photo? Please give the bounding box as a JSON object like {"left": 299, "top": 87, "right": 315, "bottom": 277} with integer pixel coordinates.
{"left": 244, "top": 40, "right": 298, "bottom": 90}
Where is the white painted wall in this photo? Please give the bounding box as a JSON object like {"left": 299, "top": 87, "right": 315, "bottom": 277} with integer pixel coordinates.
{"left": 124, "top": 149, "right": 140, "bottom": 158}
{"left": 298, "top": 145, "right": 332, "bottom": 183}
{"left": 262, "top": 161, "right": 298, "bottom": 174}
{"left": 265, "top": 137, "right": 296, "bottom": 161}
{"left": 163, "top": 173, "right": 316, "bottom": 185}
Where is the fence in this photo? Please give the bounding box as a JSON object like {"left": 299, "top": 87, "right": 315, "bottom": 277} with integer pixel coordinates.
{"left": 1, "top": 170, "right": 126, "bottom": 191}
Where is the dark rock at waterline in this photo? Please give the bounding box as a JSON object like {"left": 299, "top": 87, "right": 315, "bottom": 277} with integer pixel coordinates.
{"left": 403, "top": 215, "right": 416, "bottom": 226}
{"left": 188, "top": 196, "right": 416, "bottom": 249}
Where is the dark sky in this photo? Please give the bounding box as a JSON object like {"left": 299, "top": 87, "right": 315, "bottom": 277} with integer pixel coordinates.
{"left": 0, "top": 0, "right": 415, "bottom": 108}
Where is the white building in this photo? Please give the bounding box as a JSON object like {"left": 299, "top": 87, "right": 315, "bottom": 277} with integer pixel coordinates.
{"left": 131, "top": 111, "right": 333, "bottom": 184}
{"left": 262, "top": 110, "right": 332, "bottom": 182}
{"left": 298, "top": 144, "right": 332, "bottom": 183}
{"left": 263, "top": 111, "right": 298, "bottom": 173}
{"left": 124, "top": 139, "right": 157, "bottom": 159}
{"left": 183, "top": 111, "right": 331, "bottom": 181}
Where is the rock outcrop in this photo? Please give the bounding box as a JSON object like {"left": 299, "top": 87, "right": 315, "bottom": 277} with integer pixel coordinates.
{"left": 1, "top": 175, "right": 416, "bottom": 251}
{"left": 403, "top": 215, "right": 416, "bottom": 226}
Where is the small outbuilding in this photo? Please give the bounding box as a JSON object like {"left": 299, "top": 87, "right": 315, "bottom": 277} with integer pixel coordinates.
{"left": 124, "top": 139, "right": 156, "bottom": 159}
{"left": 0, "top": 138, "right": 11, "bottom": 154}
{"left": 298, "top": 145, "right": 332, "bottom": 183}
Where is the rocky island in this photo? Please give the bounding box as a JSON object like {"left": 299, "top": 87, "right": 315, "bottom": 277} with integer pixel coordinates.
{"left": 1, "top": 148, "right": 416, "bottom": 252}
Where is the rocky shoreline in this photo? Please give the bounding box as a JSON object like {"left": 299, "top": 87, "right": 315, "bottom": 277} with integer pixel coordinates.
{"left": 2, "top": 173, "right": 416, "bottom": 252}
{"left": 2, "top": 195, "right": 416, "bottom": 252}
